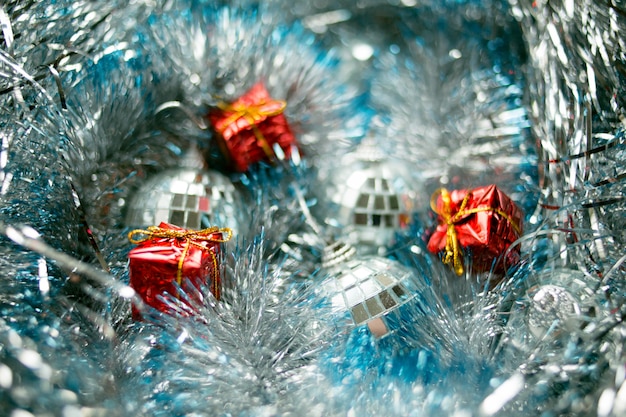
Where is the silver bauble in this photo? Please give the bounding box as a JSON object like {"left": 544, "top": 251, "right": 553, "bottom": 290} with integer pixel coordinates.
{"left": 506, "top": 268, "right": 601, "bottom": 343}
{"left": 526, "top": 285, "right": 582, "bottom": 338}
{"left": 317, "top": 138, "right": 424, "bottom": 255}
{"left": 125, "top": 168, "right": 245, "bottom": 236}
{"left": 320, "top": 254, "right": 421, "bottom": 337}
{"left": 525, "top": 269, "right": 599, "bottom": 340}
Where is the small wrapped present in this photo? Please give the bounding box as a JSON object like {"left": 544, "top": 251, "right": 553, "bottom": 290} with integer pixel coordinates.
{"left": 208, "top": 81, "right": 296, "bottom": 172}
{"left": 427, "top": 184, "right": 523, "bottom": 275}
{"left": 127, "top": 222, "right": 231, "bottom": 320}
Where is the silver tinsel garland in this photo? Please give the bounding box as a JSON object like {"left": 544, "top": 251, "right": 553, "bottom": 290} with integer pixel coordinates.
{"left": 0, "top": 0, "right": 624, "bottom": 416}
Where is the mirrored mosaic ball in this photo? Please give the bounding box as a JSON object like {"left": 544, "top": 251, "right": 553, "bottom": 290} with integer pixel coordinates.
{"left": 321, "top": 256, "right": 421, "bottom": 337}
{"left": 125, "top": 168, "right": 245, "bottom": 236}
{"left": 318, "top": 153, "right": 424, "bottom": 255}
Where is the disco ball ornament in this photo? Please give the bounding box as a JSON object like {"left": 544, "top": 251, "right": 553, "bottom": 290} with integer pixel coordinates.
{"left": 317, "top": 137, "right": 424, "bottom": 255}
{"left": 320, "top": 245, "right": 424, "bottom": 338}
{"left": 125, "top": 168, "right": 245, "bottom": 236}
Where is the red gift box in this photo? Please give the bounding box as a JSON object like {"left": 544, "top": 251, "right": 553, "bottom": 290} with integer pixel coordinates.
{"left": 208, "top": 81, "right": 297, "bottom": 172}
{"left": 127, "top": 222, "right": 231, "bottom": 320}
{"left": 427, "top": 185, "right": 523, "bottom": 275}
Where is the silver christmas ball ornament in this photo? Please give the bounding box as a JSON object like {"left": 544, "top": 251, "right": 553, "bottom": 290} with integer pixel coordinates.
{"left": 526, "top": 285, "right": 582, "bottom": 339}
{"left": 320, "top": 255, "right": 421, "bottom": 338}
{"left": 125, "top": 168, "right": 245, "bottom": 236}
{"left": 524, "top": 269, "right": 599, "bottom": 340}
{"left": 317, "top": 138, "right": 424, "bottom": 255}
{"left": 506, "top": 268, "right": 601, "bottom": 343}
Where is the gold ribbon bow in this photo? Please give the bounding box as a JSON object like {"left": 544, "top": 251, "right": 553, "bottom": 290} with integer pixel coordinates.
{"left": 128, "top": 226, "right": 233, "bottom": 286}
{"left": 216, "top": 98, "right": 287, "bottom": 160}
{"left": 431, "top": 188, "right": 521, "bottom": 276}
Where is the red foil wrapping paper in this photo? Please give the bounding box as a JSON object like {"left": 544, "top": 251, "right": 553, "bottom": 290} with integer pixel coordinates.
{"left": 208, "top": 81, "right": 297, "bottom": 172}
{"left": 427, "top": 184, "right": 523, "bottom": 275}
{"left": 128, "top": 222, "right": 230, "bottom": 320}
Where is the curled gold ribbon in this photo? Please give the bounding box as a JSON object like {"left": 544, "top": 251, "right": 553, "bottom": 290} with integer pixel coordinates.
{"left": 128, "top": 226, "right": 232, "bottom": 289}
{"left": 431, "top": 188, "right": 521, "bottom": 276}
{"left": 216, "top": 99, "right": 287, "bottom": 160}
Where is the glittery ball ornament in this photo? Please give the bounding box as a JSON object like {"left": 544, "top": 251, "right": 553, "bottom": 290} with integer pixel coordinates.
{"left": 317, "top": 138, "right": 423, "bottom": 255}
{"left": 523, "top": 269, "right": 600, "bottom": 340}
{"left": 504, "top": 268, "right": 602, "bottom": 346}
{"left": 125, "top": 168, "right": 244, "bottom": 236}
{"left": 320, "top": 249, "right": 422, "bottom": 338}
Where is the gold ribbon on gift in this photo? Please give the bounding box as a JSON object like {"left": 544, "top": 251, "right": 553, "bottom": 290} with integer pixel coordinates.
{"left": 431, "top": 188, "right": 521, "bottom": 276}
{"left": 128, "top": 226, "right": 233, "bottom": 286}
{"left": 216, "top": 98, "right": 287, "bottom": 160}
